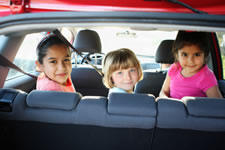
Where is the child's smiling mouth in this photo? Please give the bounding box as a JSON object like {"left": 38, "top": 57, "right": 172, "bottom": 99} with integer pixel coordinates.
{"left": 57, "top": 73, "right": 67, "bottom": 77}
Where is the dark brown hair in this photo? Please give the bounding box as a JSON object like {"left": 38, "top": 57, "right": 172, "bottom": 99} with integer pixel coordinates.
{"left": 36, "top": 34, "right": 70, "bottom": 64}
{"left": 172, "top": 31, "right": 210, "bottom": 63}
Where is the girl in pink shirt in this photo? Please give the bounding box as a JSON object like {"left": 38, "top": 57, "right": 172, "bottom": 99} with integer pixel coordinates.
{"left": 159, "top": 31, "right": 222, "bottom": 99}
{"left": 35, "top": 34, "right": 75, "bottom": 92}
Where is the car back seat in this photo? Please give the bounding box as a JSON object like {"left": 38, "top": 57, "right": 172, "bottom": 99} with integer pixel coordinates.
{"left": 134, "top": 40, "right": 174, "bottom": 97}
{"left": 71, "top": 29, "right": 108, "bottom": 96}
{"left": 1, "top": 87, "right": 225, "bottom": 150}
{"left": 0, "top": 89, "right": 156, "bottom": 150}
{"left": 153, "top": 97, "right": 225, "bottom": 150}
{"left": 0, "top": 89, "right": 82, "bottom": 150}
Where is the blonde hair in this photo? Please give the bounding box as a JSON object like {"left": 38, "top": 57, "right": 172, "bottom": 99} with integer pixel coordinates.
{"left": 102, "top": 48, "right": 143, "bottom": 88}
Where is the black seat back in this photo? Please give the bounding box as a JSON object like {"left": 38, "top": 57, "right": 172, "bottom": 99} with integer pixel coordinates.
{"left": 155, "top": 40, "right": 175, "bottom": 65}
{"left": 71, "top": 67, "right": 108, "bottom": 96}
{"left": 134, "top": 40, "right": 174, "bottom": 97}
{"left": 72, "top": 29, "right": 108, "bottom": 96}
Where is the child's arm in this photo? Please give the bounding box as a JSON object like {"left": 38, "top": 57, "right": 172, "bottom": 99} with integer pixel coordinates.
{"left": 206, "top": 86, "right": 223, "bottom": 98}
{"left": 159, "top": 74, "right": 170, "bottom": 98}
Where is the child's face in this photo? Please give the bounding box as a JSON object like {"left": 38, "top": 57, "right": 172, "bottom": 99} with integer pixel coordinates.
{"left": 38, "top": 44, "right": 72, "bottom": 85}
{"left": 177, "top": 44, "right": 205, "bottom": 77}
{"left": 111, "top": 67, "right": 139, "bottom": 93}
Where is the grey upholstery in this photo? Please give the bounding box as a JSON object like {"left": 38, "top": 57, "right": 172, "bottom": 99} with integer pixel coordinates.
{"left": 108, "top": 93, "right": 156, "bottom": 117}
{"left": 183, "top": 97, "right": 225, "bottom": 118}
{"left": 26, "top": 90, "right": 80, "bottom": 110}
{"left": 73, "top": 29, "right": 101, "bottom": 53}
{"left": 0, "top": 88, "right": 28, "bottom": 120}
{"left": 75, "top": 94, "right": 156, "bottom": 129}
{"left": 0, "top": 89, "right": 156, "bottom": 129}
{"left": 134, "top": 40, "right": 174, "bottom": 97}
{"left": 0, "top": 89, "right": 155, "bottom": 150}
{"left": 157, "top": 97, "right": 225, "bottom": 131}
{"left": 0, "top": 90, "right": 82, "bottom": 124}
{"left": 1, "top": 88, "right": 225, "bottom": 150}
{"left": 153, "top": 97, "right": 225, "bottom": 150}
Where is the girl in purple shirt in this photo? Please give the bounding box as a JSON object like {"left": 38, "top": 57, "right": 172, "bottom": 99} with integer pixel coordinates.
{"left": 159, "top": 31, "right": 222, "bottom": 99}
{"left": 35, "top": 34, "right": 75, "bottom": 92}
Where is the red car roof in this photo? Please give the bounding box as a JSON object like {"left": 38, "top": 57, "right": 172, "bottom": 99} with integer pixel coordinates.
{"left": 0, "top": 0, "right": 225, "bottom": 17}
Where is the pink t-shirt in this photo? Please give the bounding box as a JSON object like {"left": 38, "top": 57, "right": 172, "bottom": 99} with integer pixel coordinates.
{"left": 36, "top": 73, "right": 75, "bottom": 92}
{"left": 168, "top": 62, "right": 218, "bottom": 99}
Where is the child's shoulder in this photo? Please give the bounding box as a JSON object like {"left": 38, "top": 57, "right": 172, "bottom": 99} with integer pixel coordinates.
{"left": 108, "top": 87, "right": 127, "bottom": 98}
{"left": 109, "top": 87, "right": 127, "bottom": 93}
{"left": 168, "top": 62, "right": 181, "bottom": 76}
{"left": 37, "top": 73, "right": 53, "bottom": 84}
{"left": 199, "top": 65, "right": 216, "bottom": 78}
{"left": 37, "top": 73, "right": 62, "bottom": 91}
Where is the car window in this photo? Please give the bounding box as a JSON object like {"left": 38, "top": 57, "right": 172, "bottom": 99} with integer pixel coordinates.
{"left": 75, "top": 28, "right": 178, "bottom": 70}
{"left": 6, "top": 28, "right": 74, "bottom": 80}
{"left": 100, "top": 29, "right": 177, "bottom": 70}
{"left": 6, "top": 33, "right": 40, "bottom": 80}
{"left": 6, "top": 28, "right": 178, "bottom": 80}
{"left": 217, "top": 32, "right": 225, "bottom": 79}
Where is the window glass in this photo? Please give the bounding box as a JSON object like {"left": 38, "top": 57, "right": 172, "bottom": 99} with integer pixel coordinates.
{"left": 83, "top": 28, "right": 177, "bottom": 70}
{"left": 6, "top": 28, "right": 74, "bottom": 80}
{"left": 216, "top": 32, "right": 225, "bottom": 79}
{"left": 6, "top": 33, "right": 41, "bottom": 80}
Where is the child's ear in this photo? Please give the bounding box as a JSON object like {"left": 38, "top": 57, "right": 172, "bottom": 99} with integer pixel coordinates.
{"left": 174, "top": 53, "right": 178, "bottom": 62}
{"left": 110, "top": 77, "right": 114, "bottom": 84}
{"left": 35, "top": 60, "right": 43, "bottom": 72}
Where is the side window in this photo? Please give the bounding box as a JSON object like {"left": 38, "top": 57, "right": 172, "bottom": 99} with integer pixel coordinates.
{"left": 6, "top": 28, "right": 74, "bottom": 80}
{"left": 6, "top": 33, "right": 41, "bottom": 80}
{"left": 216, "top": 32, "right": 225, "bottom": 79}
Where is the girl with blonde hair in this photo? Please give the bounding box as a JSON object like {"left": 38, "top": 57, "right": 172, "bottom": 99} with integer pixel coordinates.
{"left": 102, "top": 48, "right": 143, "bottom": 95}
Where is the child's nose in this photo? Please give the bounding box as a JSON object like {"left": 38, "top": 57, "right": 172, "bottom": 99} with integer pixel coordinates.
{"left": 58, "top": 62, "right": 66, "bottom": 70}
{"left": 188, "top": 56, "right": 194, "bottom": 63}
{"left": 124, "top": 72, "right": 131, "bottom": 80}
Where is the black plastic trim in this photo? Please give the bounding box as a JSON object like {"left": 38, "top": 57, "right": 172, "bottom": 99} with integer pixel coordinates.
{"left": 1, "top": 12, "right": 225, "bottom": 29}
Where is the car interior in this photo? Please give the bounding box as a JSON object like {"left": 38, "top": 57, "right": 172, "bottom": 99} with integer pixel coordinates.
{"left": 71, "top": 29, "right": 108, "bottom": 96}
{"left": 0, "top": 11, "right": 225, "bottom": 150}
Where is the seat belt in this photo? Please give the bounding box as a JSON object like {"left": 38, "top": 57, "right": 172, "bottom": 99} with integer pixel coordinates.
{"left": 53, "top": 29, "right": 104, "bottom": 77}
{"left": 0, "top": 54, "right": 37, "bottom": 79}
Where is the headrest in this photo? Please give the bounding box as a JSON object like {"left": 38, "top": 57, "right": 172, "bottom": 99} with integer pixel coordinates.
{"left": 73, "top": 29, "right": 102, "bottom": 53}
{"left": 183, "top": 97, "right": 225, "bottom": 118}
{"left": 155, "top": 40, "right": 175, "bottom": 64}
{"left": 26, "top": 90, "right": 81, "bottom": 110}
{"left": 108, "top": 93, "right": 156, "bottom": 117}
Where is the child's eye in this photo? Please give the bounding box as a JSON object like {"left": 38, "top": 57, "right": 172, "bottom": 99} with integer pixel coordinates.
{"left": 49, "top": 60, "right": 57, "bottom": 64}
{"left": 130, "top": 68, "right": 136, "bottom": 72}
{"left": 181, "top": 53, "right": 187, "bottom": 57}
{"left": 64, "top": 58, "right": 71, "bottom": 62}
{"left": 117, "top": 71, "right": 122, "bottom": 75}
{"left": 114, "top": 71, "right": 122, "bottom": 75}
{"left": 195, "top": 53, "right": 201, "bottom": 57}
